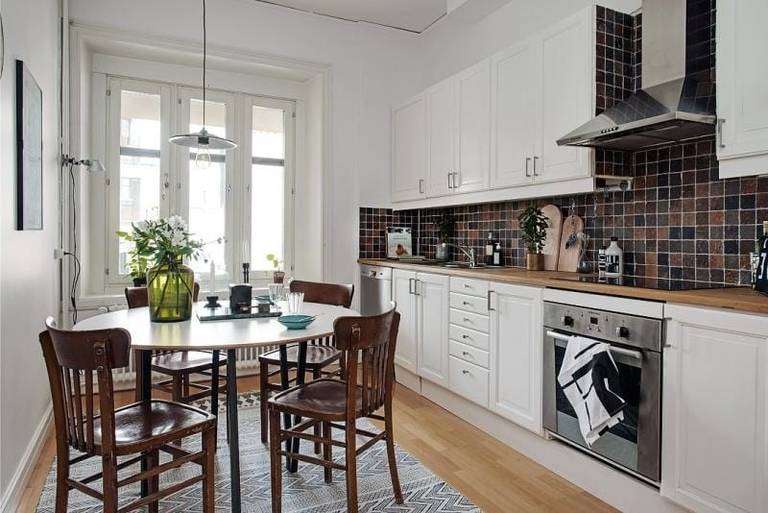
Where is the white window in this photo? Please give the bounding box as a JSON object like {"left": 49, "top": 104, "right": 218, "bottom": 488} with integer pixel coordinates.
{"left": 103, "top": 77, "right": 295, "bottom": 292}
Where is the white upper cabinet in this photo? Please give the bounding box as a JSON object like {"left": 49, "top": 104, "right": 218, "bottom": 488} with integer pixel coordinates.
{"left": 491, "top": 41, "right": 537, "bottom": 189}
{"left": 455, "top": 59, "right": 491, "bottom": 193}
{"left": 662, "top": 304, "right": 768, "bottom": 513}
{"left": 391, "top": 95, "right": 427, "bottom": 202}
{"left": 537, "top": 8, "right": 594, "bottom": 183}
{"left": 426, "top": 79, "right": 457, "bottom": 197}
{"left": 488, "top": 283, "right": 543, "bottom": 434}
{"left": 391, "top": 6, "right": 595, "bottom": 205}
{"left": 717, "top": 0, "right": 768, "bottom": 178}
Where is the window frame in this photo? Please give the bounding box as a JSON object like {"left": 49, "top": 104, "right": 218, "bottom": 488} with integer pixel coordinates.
{"left": 101, "top": 75, "right": 296, "bottom": 293}
{"left": 242, "top": 95, "right": 296, "bottom": 284}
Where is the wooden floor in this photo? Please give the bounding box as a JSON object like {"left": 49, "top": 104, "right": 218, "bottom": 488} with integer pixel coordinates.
{"left": 18, "top": 375, "right": 615, "bottom": 513}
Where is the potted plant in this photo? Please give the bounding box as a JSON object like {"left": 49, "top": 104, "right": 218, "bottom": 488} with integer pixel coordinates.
{"left": 118, "top": 216, "right": 203, "bottom": 322}
{"left": 518, "top": 206, "right": 549, "bottom": 271}
{"left": 434, "top": 212, "right": 455, "bottom": 262}
{"left": 116, "top": 240, "right": 150, "bottom": 286}
{"left": 266, "top": 253, "right": 285, "bottom": 283}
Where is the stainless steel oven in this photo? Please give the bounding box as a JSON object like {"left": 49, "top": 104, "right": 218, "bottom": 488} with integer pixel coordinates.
{"left": 543, "top": 301, "right": 663, "bottom": 485}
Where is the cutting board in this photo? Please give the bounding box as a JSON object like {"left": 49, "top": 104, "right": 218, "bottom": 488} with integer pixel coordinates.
{"left": 540, "top": 205, "right": 562, "bottom": 271}
{"left": 557, "top": 214, "right": 585, "bottom": 272}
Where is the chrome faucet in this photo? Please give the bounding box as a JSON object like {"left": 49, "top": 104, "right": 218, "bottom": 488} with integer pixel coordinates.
{"left": 444, "top": 243, "right": 477, "bottom": 268}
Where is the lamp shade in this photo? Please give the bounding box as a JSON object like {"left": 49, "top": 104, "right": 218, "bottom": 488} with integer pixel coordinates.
{"left": 169, "top": 128, "right": 237, "bottom": 150}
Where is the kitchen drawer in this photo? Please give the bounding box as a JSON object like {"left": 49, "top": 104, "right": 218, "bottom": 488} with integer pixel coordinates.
{"left": 450, "top": 277, "right": 489, "bottom": 298}
{"left": 449, "top": 324, "right": 489, "bottom": 351}
{"left": 450, "top": 292, "right": 488, "bottom": 314}
{"left": 449, "top": 355, "right": 489, "bottom": 407}
{"left": 450, "top": 308, "right": 490, "bottom": 333}
{"left": 449, "top": 339, "right": 490, "bottom": 369}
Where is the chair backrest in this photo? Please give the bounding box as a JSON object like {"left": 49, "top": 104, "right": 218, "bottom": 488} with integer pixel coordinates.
{"left": 289, "top": 280, "right": 354, "bottom": 308}
{"left": 334, "top": 303, "right": 400, "bottom": 417}
{"left": 39, "top": 317, "right": 132, "bottom": 455}
{"left": 125, "top": 282, "right": 200, "bottom": 309}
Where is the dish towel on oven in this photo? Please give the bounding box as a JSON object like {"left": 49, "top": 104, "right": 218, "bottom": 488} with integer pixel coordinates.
{"left": 557, "top": 335, "right": 627, "bottom": 446}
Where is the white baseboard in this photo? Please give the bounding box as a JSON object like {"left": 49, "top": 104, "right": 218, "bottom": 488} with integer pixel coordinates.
{"left": 420, "top": 380, "right": 687, "bottom": 513}
{"left": 394, "top": 365, "right": 421, "bottom": 393}
{"left": 0, "top": 403, "right": 53, "bottom": 513}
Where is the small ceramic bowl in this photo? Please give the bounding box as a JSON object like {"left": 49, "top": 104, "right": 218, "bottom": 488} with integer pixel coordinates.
{"left": 278, "top": 314, "right": 315, "bottom": 330}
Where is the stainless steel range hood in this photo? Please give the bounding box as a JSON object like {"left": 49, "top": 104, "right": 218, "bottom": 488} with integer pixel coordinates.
{"left": 557, "top": 0, "right": 716, "bottom": 150}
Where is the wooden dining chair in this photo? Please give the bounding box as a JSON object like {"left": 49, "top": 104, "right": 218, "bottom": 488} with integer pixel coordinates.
{"left": 125, "top": 284, "right": 227, "bottom": 405}
{"left": 258, "top": 280, "right": 354, "bottom": 446}
{"left": 39, "top": 317, "right": 217, "bottom": 513}
{"left": 267, "top": 305, "right": 403, "bottom": 513}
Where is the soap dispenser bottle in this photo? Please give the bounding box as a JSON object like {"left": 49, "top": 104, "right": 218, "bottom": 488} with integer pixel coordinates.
{"left": 605, "top": 237, "right": 624, "bottom": 278}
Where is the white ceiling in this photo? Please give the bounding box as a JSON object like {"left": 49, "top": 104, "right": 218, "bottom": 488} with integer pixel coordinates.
{"left": 256, "top": 0, "right": 448, "bottom": 33}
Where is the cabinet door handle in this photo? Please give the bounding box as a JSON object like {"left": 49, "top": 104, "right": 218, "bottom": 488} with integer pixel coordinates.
{"left": 487, "top": 290, "right": 495, "bottom": 311}
{"left": 525, "top": 157, "right": 532, "bottom": 177}
{"left": 453, "top": 172, "right": 459, "bottom": 189}
{"left": 408, "top": 278, "right": 415, "bottom": 295}
{"left": 414, "top": 279, "right": 421, "bottom": 296}
{"left": 462, "top": 300, "right": 471, "bottom": 306}
{"left": 533, "top": 156, "right": 540, "bottom": 176}
{"left": 462, "top": 369, "right": 471, "bottom": 375}
{"left": 717, "top": 119, "right": 726, "bottom": 148}
{"left": 447, "top": 173, "right": 453, "bottom": 190}
{"left": 462, "top": 334, "right": 472, "bottom": 341}
{"left": 418, "top": 179, "right": 425, "bottom": 194}
{"left": 462, "top": 351, "right": 471, "bottom": 356}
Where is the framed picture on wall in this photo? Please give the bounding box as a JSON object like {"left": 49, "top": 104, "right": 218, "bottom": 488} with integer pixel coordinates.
{"left": 16, "top": 59, "right": 43, "bottom": 230}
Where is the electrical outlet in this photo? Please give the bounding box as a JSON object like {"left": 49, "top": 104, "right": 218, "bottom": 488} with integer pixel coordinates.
{"left": 53, "top": 248, "right": 66, "bottom": 260}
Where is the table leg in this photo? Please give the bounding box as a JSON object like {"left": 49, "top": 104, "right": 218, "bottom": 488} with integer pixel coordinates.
{"left": 290, "top": 342, "right": 309, "bottom": 473}
{"left": 211, "top": 350, "right": 220, "bottom": 444}
{"left": 278, "top": 345, "right": 294, "bottom": 470}
{"left": 135, "top": 350, "right": 152, "bottom": 498}
{"left": 227, "top": 349, "right": 241, "bottom": 513}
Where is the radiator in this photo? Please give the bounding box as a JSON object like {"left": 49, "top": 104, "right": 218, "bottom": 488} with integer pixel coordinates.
{"left": 112, "top": 345, "right": 275, "bottom": 386}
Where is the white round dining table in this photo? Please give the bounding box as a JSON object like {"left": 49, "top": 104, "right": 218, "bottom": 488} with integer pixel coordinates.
{"left": 75, "top": 301, "right": 359, "bottom": 513}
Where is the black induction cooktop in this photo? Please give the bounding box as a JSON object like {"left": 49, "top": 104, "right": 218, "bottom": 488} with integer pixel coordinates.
{"left": 557, "top": 275, "right": 736, "bottom": 291}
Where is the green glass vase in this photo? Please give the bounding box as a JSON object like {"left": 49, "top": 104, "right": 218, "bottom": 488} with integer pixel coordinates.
{"left": 146, "top": 259, "right": 195, "bottom": 322}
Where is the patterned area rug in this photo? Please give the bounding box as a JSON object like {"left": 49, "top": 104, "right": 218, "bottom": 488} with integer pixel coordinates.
{"left": 36, "top": 392, "right": 481, "bottom": 512}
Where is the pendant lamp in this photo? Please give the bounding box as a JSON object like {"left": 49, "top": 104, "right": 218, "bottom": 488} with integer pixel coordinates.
{"left": 169, "top": 0, "right": 237, "bottom": 167}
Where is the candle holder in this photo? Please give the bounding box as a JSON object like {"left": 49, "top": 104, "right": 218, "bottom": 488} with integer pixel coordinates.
{"left": 242, "top": 262, "right": 250, "bottom": 283}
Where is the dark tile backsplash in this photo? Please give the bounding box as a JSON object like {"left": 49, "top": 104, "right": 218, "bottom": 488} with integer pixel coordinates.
{"left": 360, "top": 1, "right": 768, "bottom": 287}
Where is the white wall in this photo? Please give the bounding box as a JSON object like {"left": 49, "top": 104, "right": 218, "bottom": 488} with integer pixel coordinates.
{"left": 0, "top": 0, "right": 61, "bottom": 504}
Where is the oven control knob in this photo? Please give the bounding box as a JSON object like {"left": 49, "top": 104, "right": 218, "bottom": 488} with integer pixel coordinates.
{"left": 561, "top": 315, "right": 574, "bottom": 327}
{"left": 616, "top": 326, "right": 630, "bottom": 338}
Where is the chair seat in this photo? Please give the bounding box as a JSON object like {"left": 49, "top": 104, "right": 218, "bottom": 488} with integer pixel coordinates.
{"left": 259, "top": 344, "right": 341, "bottom": 368}
{"left": 95, "top": 400, "right": 216, "bottom": 453}
{"left": 268, "top": 379, "right": 362, "bottom": 420}
{"left": 151, "top": 350, "right": 225, "bottom": 374}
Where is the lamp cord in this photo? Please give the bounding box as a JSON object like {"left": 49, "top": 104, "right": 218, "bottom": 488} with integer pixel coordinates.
{"left": 202, "top": 0, "right": 207, "bottom": 129}
{"left": 67, "top": 162, "right": 81, "bottom": 324}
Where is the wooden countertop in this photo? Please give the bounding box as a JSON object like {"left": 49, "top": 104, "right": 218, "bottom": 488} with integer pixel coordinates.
{"left": 358, "top": 258, "right": 768, "bottom": 316}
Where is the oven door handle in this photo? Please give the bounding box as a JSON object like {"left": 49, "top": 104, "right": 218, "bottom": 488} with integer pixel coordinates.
{"left": 546, "top": 330, "right": 643, "bottom": 361}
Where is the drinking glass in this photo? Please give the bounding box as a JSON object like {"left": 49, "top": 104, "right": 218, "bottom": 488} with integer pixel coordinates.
{"left": 268, "top": 283, "right": 285, "bottom": 304}
{"left": 287, "top": 292, "right": 304, "bottom": 313}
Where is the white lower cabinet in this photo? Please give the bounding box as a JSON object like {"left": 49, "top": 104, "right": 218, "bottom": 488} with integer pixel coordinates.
{"left": 662, "top": 304, "right": 768, "bottom": 513}
{"left": 392, "top": 269, "right": 418, "bottom": 373}
{"left": 488, "top": 283, "right": 543, "bottom": 434}
{"left": 417, "top": 273, "right": 450, "bottom": 387}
